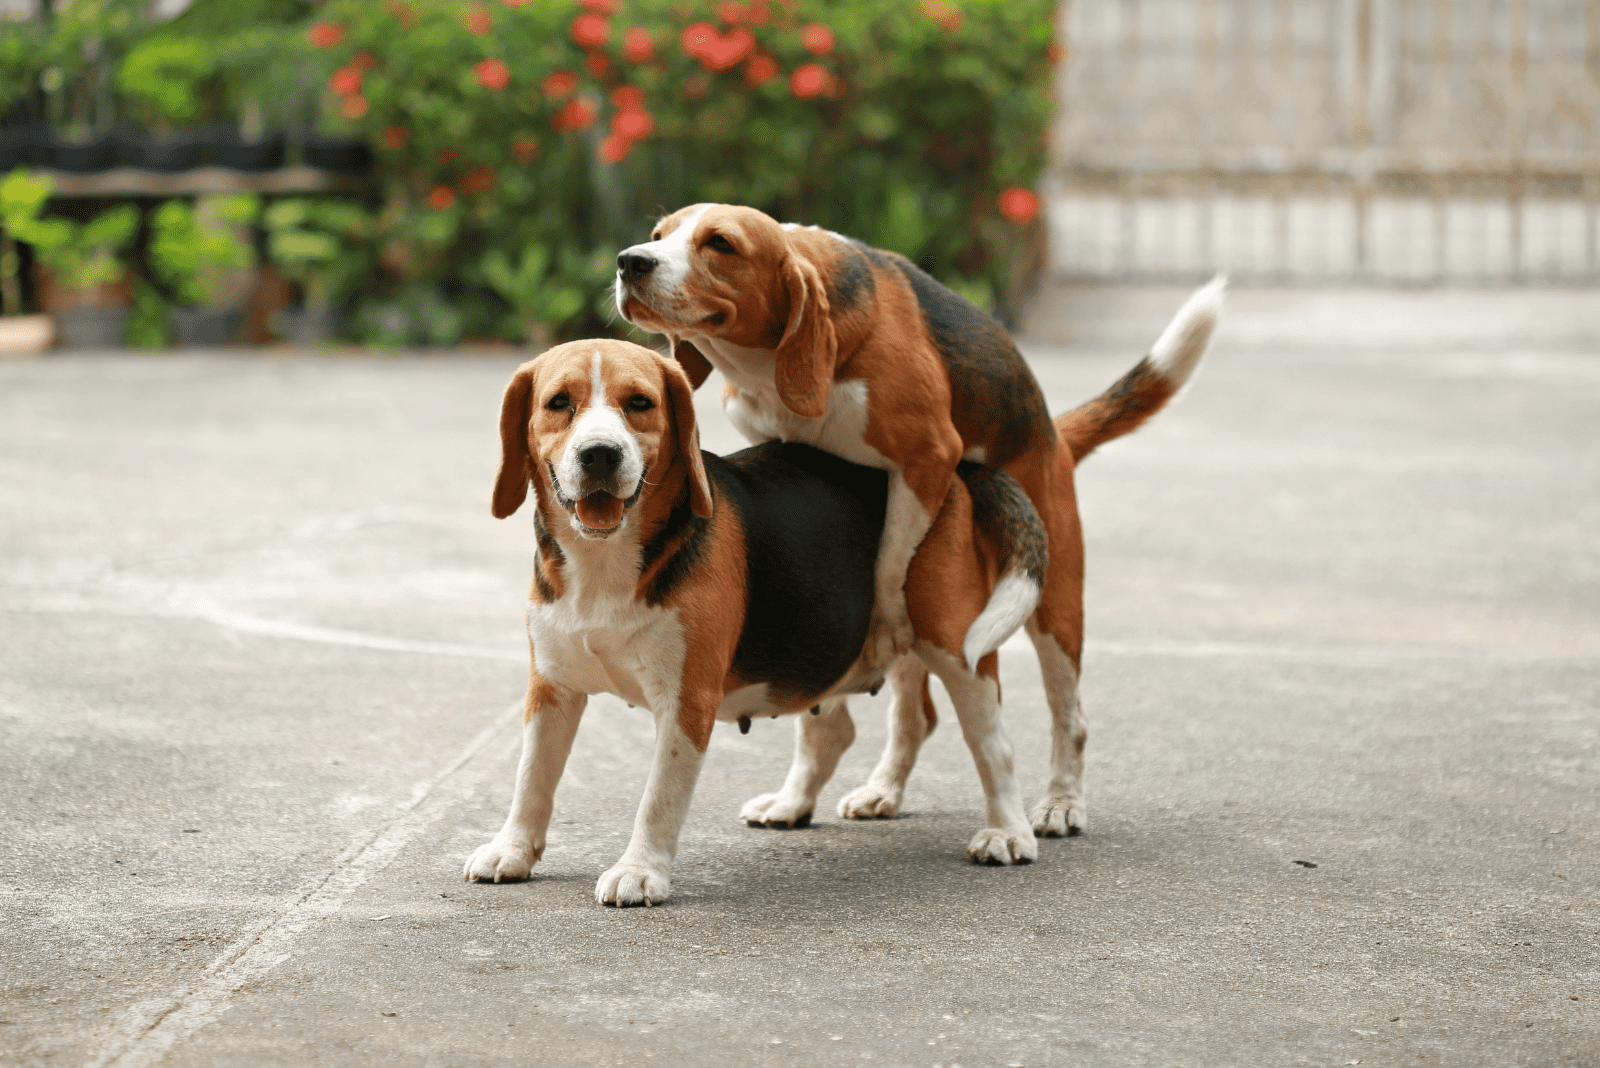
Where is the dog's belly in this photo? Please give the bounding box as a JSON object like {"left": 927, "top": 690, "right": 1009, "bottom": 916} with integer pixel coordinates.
{"left": 527, "top": 599, "right": 684, "bottom": 709}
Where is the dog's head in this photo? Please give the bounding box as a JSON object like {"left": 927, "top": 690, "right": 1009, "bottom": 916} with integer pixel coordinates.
{"left": 492, "top": 339, "right": 712, "bottom": 538}
{"left": 612, "top": 203, "right": 840, "bottom": 419}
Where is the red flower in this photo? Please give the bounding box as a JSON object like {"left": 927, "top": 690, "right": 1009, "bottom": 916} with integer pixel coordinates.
{"left": 379, "top": 125, "right": 409, "bottom": 149}
{"left": 553, "top": 97, "right": 598, "bottom": 132}
{"left": 744, "top": 53, "right": 778, "bottom": 87}
{"left": 597, "top": 134, "right": 631, "bottom": 164}
{"left": 329, "top": 66, "right": 363, "bottom": 96}
{"left": 351, "top": 51, "right": 376, "bottom": 72}
{"left": 571, "top": 14, "right": 611, "bottom": 48}
{"left": 1047, "top": 42, "right": 1064, "bottom": 65}
{"left": 578, "top": 0, "right": 621, "bottom": 11}
{"left": 611, "top": 86, "right": 645, "bottom": 110}
{"left": 716, "top": 1, "right": 749, "bottom": 22}
{"left": 511, "top": 131, "right": 540, "bottom": 161}
{"left": 464, "top": 7, "right": 492, "bottom": 34}
{"left": 428, "top": 184, "right": 456, "bottom": 210}
{"left": 681, "top": 22, "right": 756, "bottom": 72}
{"left": 919, "top": 0, "right": 964, "bottom": 32}
{"left": 341, "top": 95, "right": 369, "bottom": 120}
{"left": 500, "top": 0, "right": 530, "bottom": 6}
{"left": 997, "top": 187, "right": 1041, "bottom": 223}
{"left": 623, "top": 26, "right": 655, "bottom": 63}
{"left": 790, "top": 62, "right": 830, "bottom": 99}
{"left": 747, "top": 0, "right": 771, "bottom": 24}
{"left": 800, "top": 23, "right": 834, "bottom": 56}
{"left": 461, "top": 165, "right": 496, "bottom": 195}
{"left": 612, "top": 109, "right": 654, "bottom": 140}
{"left": 474, "top": 58, "right": 511, "bottom": 91}
{"left": 584, "top": 52, "right": 610, "bottom": 78}
{"left": 542, "top": 70, "right": 578, "bottom": 99}
{"left": 308, "top": 22, "right": 344, "bottom": 48}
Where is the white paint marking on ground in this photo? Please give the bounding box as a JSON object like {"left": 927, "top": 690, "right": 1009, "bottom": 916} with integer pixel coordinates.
{"left": 1001, "top": 631, "right": 1593, "bottom": 663}
{"left": 86, "top": 699, "right": 524, "bottom": 1068}
{"left": 178, "top": 596, "right": 524, "bottom": 662}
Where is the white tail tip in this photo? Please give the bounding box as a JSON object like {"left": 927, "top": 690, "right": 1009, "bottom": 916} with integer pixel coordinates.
{"left": 1149, "top": 274, "right": 1227, "bottom": 387}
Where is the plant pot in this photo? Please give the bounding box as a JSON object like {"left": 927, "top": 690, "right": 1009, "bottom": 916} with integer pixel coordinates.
{"left": 0, "top": 125, "right": 48, "bottom": 170}
{"left": 0, "top": 313, "right": 54, "bottom": 355}
{"left": 275, "top": 304, "right": 340, "bottom": 345}
{"left": 117, "top": 130, "right": 210, "bottom": 172}
{"left": 55, "top": 306, "right": 129, "bottom": 348}
{"left": 169, "top": 305, "right": 243, "bottom": 347}
{"left": 214, "top": 132, "right": 285, "bottom": 172}
{"left": 301, "top": 135, "right": 372, "bottom": 173}
{"left": 48, "top": 135, "right": 119, "bottom": 174}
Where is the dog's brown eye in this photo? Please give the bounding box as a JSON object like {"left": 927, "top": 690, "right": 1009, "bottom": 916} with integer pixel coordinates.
{"left": 706, "top": 234, "right": 735, "bottom": 254}
{"left": 545, "top": 393, "right": 571, "bottom": 411}
{"left": 626, "top": 394, "right": 655, "bottom": 412}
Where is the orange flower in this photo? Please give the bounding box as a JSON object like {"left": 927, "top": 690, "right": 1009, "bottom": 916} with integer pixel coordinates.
{"left": 379, "top": 125, "right": 409, "bottom": 149}
{"left": 623, "top": 26, "right": 654, "bottom": 63}
{"left": 585, "top": 52, "right": 610, "bottom": 78}
{"left": 464, "top": 7, "right": 492, "bottom": 34}
{"left": 341, "top": 95, "right": 369, "bottom": 120}
{"left": 308, "top": 22, "right": 344, "bottom": 48}
{"left": 461, "top": 165, "right": 496, "bottom": 195}
{"left": 500, "top": 0, "right": 530, "bottom": 6}
{"left": 997, "top": 187, "right": 1040, "bottom": 223}
{"left": 578, "top": 0, "right": 621, "bottom": 11}
{"left": 541, "top": 70, "right": 578, "bottom": 99}
{"left": 428, "top": 184, "right": 456, "bottom": 210}
{"left": 612, "top": 109, "right": 653, "bottom": 140}
{"left": 800, "top": 23, "right": 834, "bottom": 56}
{"left": 790, "top": 62, "right": 829, "bottom": 99}
{"left": 474, "top": 58, "right": 510, "bottom": 91}
{"left": 511, "top": 131, "right": 540, "bottom": 161}
{"left": 571, "top": 13, "right": 610, "bottom": 48}
{"left": 329, "top": 66, "right": 363, "bottom": 96}
{"left": 919, "top": 0, "right": 964, "bottom": 32}
{"left": 351, "top": 51, "right": 376, "bottom": 72}
{"left": 744, "top": 53, "right": 778, "bottom": 87}
{"left": 597, "top": 134, "right": 631, "bottom": 164}
{"left": 552, "top": 97, "right": 598, "bottom": 132}
{"left": 716, "top": 1, "right": 749, "bottom": 22}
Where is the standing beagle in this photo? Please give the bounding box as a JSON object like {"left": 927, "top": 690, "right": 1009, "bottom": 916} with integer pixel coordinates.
{"left": 614, "top": 205, "right": 1223, "bottom": 839}
{"left": 465, "top": 339, "right": 1048, "bottom": 905}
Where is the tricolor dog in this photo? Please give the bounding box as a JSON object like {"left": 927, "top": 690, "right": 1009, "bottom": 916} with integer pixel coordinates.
{"left": 464, "top": 339, "right": 1050, "bottom": 906}
{"left": 614, "top": 203, "right": 1223, "bottom": 839}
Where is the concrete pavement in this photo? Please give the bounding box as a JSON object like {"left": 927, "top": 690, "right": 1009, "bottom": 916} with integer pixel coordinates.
{"left": 1, "top": 287, "right": 1596, "bottom": 1067}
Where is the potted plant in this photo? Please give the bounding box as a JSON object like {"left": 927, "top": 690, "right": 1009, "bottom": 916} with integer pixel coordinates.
{"left": 480, "top": 243, "right": 599, "bottom": 349}
{"left": 0, "top": 168, "right": 55, "bottom": 353}
{"left": 261, "top": 197, "right": 370, "bottom": 344}
{"left": 148, "top": 194, "right": 260, "bottom": 346}
{"left": 5, "top": 170, "right": 139, "bottom": 348}
{"left": 114, "top": 36, "right": 216, "bottom": 171}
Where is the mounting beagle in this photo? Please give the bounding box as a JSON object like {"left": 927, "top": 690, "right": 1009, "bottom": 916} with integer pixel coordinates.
{"left": 464, "top": 339, "right": 1049, "bottom": 905}
{"left": 614, "top": 204, "right": 1223, "bottom": 839}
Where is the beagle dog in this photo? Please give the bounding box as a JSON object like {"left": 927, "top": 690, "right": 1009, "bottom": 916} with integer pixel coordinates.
{"left": 614, "top": 205, "right": 1223, "bottom": 839}
{"left": 464, "top": 338, "right": 1050, "bottom": 906}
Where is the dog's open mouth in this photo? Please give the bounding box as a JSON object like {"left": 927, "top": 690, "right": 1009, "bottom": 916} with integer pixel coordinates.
{"left": 574, "top": 492, "right": 625, "bottom": 533}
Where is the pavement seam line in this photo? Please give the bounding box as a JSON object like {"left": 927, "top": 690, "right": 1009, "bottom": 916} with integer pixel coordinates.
{"left": 85, "top": 699, "right": 524, "bottom": 1068}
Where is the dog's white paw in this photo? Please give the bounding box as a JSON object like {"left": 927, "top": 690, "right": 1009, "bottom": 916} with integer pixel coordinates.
{"left": 863, "top": 608, "right": 915, "bottom": 670}
{"left": 1029, "top": 797, "right": 1087, "bottom": 838}
{"left": 595, "top": 861, "right": 670, "bottom": 907}
{"left": 462, "top": 837, "right": 539, "bottom": 883}
{"left": 966, "top": 828, "right": 1037, "bottom": 866}
{"left": 837, "top": 784, "right": 901, "bottom": 819}
{"left": 740, "top": 792, "right": 814, "bottom": 828}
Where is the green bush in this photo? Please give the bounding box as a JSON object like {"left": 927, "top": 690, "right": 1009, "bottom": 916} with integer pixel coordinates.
{"left": 149, "top": 195, "right": 260, "bottom": 306}
{"left": 301, "top": 0, "right": 1056, "bottom": 343}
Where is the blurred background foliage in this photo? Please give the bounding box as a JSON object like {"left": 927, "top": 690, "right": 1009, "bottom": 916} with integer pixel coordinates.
{"left": 1, "top": 0, "right": 1056, "bottom": 347}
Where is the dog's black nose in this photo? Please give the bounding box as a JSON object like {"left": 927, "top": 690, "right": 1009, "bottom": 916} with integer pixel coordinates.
{"left": 617, "top": 252, "right": 657, "bottom": 280}
{"left": 578, "top": 443, "right": 622, "bottom": 479}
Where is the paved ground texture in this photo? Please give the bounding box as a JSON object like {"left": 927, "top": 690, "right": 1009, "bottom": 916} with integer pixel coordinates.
{"left": 2, "top": 286, "right": 1596, "bottom": 1068}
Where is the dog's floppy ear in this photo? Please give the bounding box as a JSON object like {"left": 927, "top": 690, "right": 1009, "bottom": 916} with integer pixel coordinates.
{"left": 660, "top": 354, "right": 713, "bottom": 519}
{"left": 672, "top": 337, "right": 713, "bottom": 389}
{"left": 773, "top": 252, "right": 838, "bottom": 419}
{"left": 492, "top": 361, "right": 538, "bottom": 519}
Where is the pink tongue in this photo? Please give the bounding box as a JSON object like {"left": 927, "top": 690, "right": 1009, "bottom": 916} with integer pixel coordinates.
{"left": 576, "top": 494, "right": 624, "bottom": 529}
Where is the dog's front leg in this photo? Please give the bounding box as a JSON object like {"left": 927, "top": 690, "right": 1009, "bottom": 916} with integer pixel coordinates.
{"left": 464, "top": 678, "right": 587, "bottom": 883}
{"left": 596, "top": 700, "right": 712, "bottom": 907}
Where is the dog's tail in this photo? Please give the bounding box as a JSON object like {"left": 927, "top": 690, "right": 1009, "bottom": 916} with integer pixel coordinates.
{"left": 958, "top": 463, "right": 1048, "bottom": 670}
{"left": 1055, "top": 275, "right": 1226, "bottom": 463}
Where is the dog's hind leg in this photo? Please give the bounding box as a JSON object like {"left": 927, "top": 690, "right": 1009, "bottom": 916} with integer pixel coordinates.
{"left": 740, "top": 698, "right": 855, "bottom": 828}
{"left": 1025, "top": 617, "right": 1089, "bottom": 837}
{"left": 921, "top": 646, "right": 1036, "bottom": 864}
{"left": 837, "top": 654, "right": 936, "bottom": 819}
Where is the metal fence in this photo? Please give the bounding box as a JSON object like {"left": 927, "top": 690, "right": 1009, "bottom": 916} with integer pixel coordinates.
{"left": 1047, "top": 0, "right": 1600, "bottom": 283}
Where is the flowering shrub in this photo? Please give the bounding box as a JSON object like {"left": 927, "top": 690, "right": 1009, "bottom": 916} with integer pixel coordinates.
{"left": 301, "top": 0, "right": 1057, "bottom": 343}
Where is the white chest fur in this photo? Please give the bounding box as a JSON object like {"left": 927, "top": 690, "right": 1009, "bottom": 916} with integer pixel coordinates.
{"left": 527, "top": 526, "right": 685, "bottom": 710}
{"left": 689, "top": 335, "right": 893, "bottom": 470}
